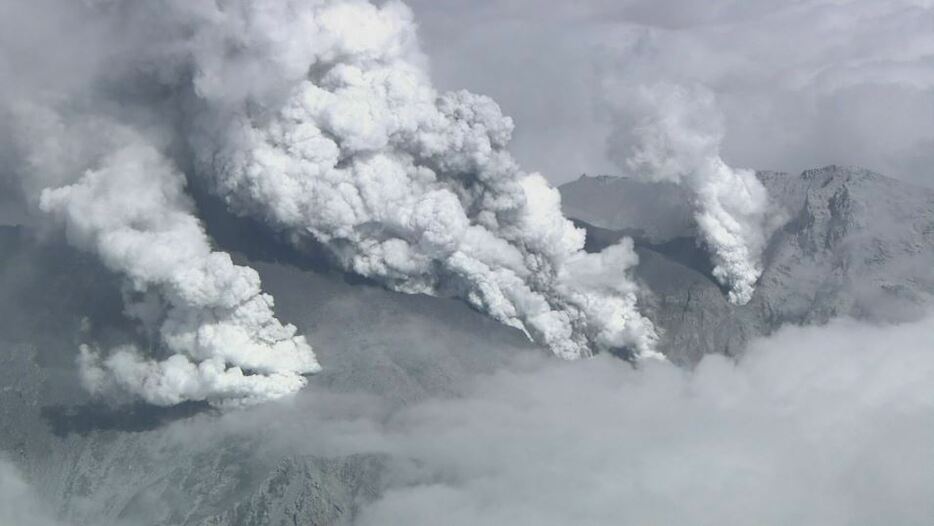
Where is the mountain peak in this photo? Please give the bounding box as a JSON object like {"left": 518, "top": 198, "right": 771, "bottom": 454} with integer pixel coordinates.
{"left": 561, "top": 166, "right": 934, "bottom": 365}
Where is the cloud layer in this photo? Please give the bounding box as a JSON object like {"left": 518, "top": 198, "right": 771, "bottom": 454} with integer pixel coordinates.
{"left": 274, "top": 315, "right": 934, "bottom": 525}
{"left": 363, "top": 318, "right": 934, "bottom": 525}
{"left": 166, "top": 313, "right": 934, "bottom": 526}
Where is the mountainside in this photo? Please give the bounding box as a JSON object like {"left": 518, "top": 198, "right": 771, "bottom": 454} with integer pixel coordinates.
{"left": 0, "top": 225, "right": 536, "bottom": 525}
{"left": 562, "top": 166, "right": 934, "bottom": 364}
{"left": 1, "top": 166, "right": 932, "bottom": 524}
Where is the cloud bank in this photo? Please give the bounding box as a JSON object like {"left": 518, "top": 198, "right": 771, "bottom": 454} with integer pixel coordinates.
{"left": 6, "top": 105, "right": 320, "bottom": 407}
{"left": 209, "top": 314, "right": 934, "bottom": 525}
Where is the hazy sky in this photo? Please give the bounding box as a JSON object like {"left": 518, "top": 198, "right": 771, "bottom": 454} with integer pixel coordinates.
{"left": 407, "top": 0, "right": 934, "bottom": 186}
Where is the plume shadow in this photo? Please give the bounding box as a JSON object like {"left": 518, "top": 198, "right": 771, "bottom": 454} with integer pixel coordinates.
{"left": 572, "top": 218, "right": 723, "bottom": 291}
{"left": 40, "top": 401, "right": 209, "bottom": 437}
{"left": 185, "top": 175, "right": 381, "bottom": 288}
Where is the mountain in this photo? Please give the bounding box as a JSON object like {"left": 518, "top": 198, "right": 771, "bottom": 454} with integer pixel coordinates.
{"left": 1, "top": 166, "right": 932, "bottom": 524}
{"left": 561, "top": 166, "right": 934, "bottom": 365}
{"left": 0, "top": 225, "right": 536, "bottom": 525}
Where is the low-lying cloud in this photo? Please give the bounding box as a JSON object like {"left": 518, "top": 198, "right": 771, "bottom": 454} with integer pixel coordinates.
{"left": 162, "top": 313, "right": 934, "bottom": 525}
{"left": 351, "top": 315, "right": 934, "bottom": 525}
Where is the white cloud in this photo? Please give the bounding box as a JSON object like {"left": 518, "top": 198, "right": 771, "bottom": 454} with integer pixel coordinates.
{"left": 349, "top": 314, "right": 934, "bottom": 525}
{"left": 165, "top": 313, "right": 934, "bottom": 525}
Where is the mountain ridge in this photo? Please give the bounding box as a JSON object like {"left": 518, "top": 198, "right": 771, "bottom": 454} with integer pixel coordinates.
{"left": 562, "top": 165, "right": 934, "bottom": 364}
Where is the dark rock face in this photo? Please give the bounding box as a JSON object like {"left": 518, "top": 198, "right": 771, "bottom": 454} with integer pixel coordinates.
{"left": 561, "top": 166, "right": 934, "bottom": 365}
{"left": 1, "top": 166, "right": 932, "bottom": 524}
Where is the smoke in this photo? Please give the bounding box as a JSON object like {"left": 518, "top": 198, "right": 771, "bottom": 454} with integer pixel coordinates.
{"left": 141, "top": 312, "right": 933, "bottom": 526}
{"left": 178, "top": 0, "right": 659, "bottom": 360}
{"left": 606, "top": 82, "right": 784, "bottom": 304}
{"left": 6, "top": 105, "right": 319, "bottom": 407}
{"left": 0, "top": 0, "right": 661, "bottom": 406}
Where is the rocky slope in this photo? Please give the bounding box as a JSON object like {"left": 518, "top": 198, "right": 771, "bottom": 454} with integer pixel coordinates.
{"left": 562, "top": 166, "right": 934, "bottom": 364}
{"left": 0, "top": 225, "right": 536, "bottom": 525}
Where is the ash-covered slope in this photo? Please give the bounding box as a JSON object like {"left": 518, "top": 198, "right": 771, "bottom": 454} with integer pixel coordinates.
{"left": 561, "top": 166, "right": 934, "bottom": 364}
{"left": 0, "top": 225, "right": 537, "bottom": 526}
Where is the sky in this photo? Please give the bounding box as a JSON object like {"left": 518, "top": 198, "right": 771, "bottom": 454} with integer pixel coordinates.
{"left": 407, "top": 0, "right": 934, "bottom": 186}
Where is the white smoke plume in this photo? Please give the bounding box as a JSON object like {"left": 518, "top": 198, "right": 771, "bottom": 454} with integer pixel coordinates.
{"left": 7, "top": 105, "right": 320, "bottom": 407}
{"left": 0, "top": 0, "right": 662, "bottom": 407}
{"left": 171, "top": 0, "right": 660, "bottom": 360}
{"left": 607, "top": 82, "right": 784, "bottom": 304}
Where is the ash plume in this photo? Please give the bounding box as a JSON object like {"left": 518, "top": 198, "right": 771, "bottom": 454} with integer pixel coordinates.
{"left": 0, "top": 0, "right": 661, "bottom": 407}
{"left": 607, "top": 83, "right": 784, "bottom": 304}
{"left": 175, "top": 0, "right": 661, "bottom": 360}
{"left": 8, "top": 105, "right": 319, "bottom": 406}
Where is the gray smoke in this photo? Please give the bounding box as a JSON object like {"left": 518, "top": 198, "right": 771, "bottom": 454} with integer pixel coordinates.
{"left": 178, "top": 0, "right": 660, "bottom": 360}
{"left": 7, "top": 104, "right": 319, "bottom": 407}
{"left": 605, "top": 82, "right": 785, "bottom": 304}
{"left": 354, "top": 314, "right": 934, "bottom": 525}
{"left": 0, "top": 0, "right": 662, "bottom": 406}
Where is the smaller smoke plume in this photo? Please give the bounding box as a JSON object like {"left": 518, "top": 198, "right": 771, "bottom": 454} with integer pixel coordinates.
{"left": 608, "top": 83, "right": 784, "bottom": 304}
{"left": 10, "top": 105, "right": 319, "bottom": 407}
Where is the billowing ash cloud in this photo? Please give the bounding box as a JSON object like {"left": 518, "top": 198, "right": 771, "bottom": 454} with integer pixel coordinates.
{"left": 605, "top": 82, "right": 784, "bottom": 304}
{"left": 163, "top": 313, "right": 934, "bottom": 526}
{"left": 0, "top": 0, "right": 661, "bottom": 406}
{"left": 7, "top": 105, "right": 319, "bottom": 407}
{"left": 169, "top": 0, "right": 659, "bottom": 360}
